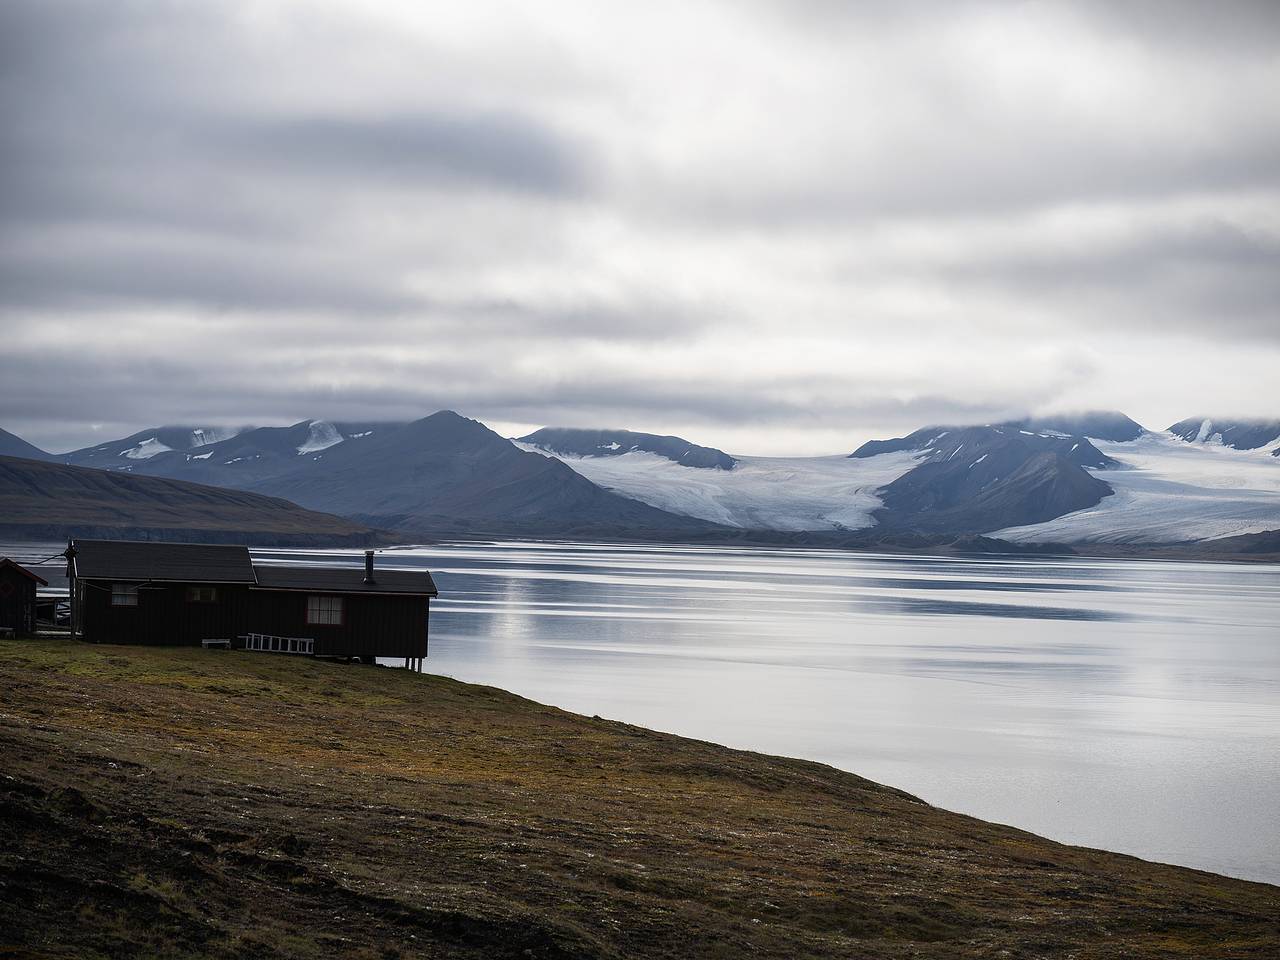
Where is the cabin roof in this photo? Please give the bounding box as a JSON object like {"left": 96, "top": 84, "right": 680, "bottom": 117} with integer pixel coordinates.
{"left": 0, "top": 557, "right": 49, "bottom": 586}
{"left": 72, "top": 540, "right": 257, "bottom": 583}
{"left": 251, "top": 564, "right": 438, "bottom": 597}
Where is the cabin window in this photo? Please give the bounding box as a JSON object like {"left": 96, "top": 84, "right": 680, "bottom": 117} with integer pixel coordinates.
{"left": 186, "top": 586, "right": 218, "bottom": 604}
{"left": 306, "top": 595, "right": 344, "bottom": 625}
{"left": 111, "top": 583, "right": 139, "bottom": 607}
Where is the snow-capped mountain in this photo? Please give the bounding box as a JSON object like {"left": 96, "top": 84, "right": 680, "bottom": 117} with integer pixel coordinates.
{"left": 34, "top": 414, "right": 715, "bottom": 537}
{"left": 63, "top": 426, "right": 251, "bottom": 470}
{"left": 530, "top": 411, "right": 1280, "bottom": 543}
{"left": 996, "top": 431, "right": 1280, "bottom": 544}
{"left": 1167, "top": 417, "right": 1280, "bottom": 455}
{"left": 61, "top": 420, "right": 386, "bottom": 484}
{"left": 862, "top": 425, "right": 1116, "bottom": 534}
{"left": 525, "top": 418, "right": 1121, "bottom": 534}
{"left": 7, "top": 407, "right": 1278, "bottom": 546}
{"left": 253, "top": 412, "right": 720, "bottom": 535}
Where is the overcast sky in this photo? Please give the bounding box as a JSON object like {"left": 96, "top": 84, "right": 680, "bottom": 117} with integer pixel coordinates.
{"left": 2, "top": 1, "right": 1278, "bottom": 455}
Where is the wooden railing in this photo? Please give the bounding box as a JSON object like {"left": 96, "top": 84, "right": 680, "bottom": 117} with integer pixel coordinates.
{"left": 240, "top": 633, "right": 315, "bottom": 655}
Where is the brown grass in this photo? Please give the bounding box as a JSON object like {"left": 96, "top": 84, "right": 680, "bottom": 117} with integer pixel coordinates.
{"left": 0, "top": 638, "right": 1276, "bottom": 959}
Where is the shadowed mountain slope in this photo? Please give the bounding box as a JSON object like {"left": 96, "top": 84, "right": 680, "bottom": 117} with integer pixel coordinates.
{"left": 851, "top": 425, "right": 1115, "bottom": 534}
{"left": 0, "top": 427, "right": 51, "bottom": 462}
{"left": 0, "top": 455, "right": 377, "bottom": 545}
{"left": 252, "top": 412, "right": 724, "bottom": 536}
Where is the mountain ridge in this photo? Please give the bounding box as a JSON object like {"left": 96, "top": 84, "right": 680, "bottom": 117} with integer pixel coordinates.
{"left": 518, "top": 427, "right": 736, "bottom": 469}
{"left": 0, "top": 455, "right": 381, "bottom": 546}
{"left": 4, "top": 407, "right": 1277, "bottom": 546}
{"left": 247, "top": 412, "right": 723, "bottom": 536}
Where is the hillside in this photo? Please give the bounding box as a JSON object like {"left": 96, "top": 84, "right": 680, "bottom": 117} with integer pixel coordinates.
{"left": 0, "top": 426, "right": 52, "bottom": 461}
{"left": 869, "top": 427, "right": 1115, "bottom": 534}
{"left": 1, "top": 640, "right": 1275, "bottom": 959}
{"left": 251, "top": 411, "right": 722, "bottom": 536}
{"left": 0, "top": 455, "right": 379, "bottom": 545}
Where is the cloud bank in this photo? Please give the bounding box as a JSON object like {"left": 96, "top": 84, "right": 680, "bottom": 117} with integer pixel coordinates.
{"left": 2, "top": 0, "right": 1278, "bottom": 454}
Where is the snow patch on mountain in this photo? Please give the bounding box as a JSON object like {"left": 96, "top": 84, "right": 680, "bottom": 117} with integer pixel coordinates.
{"left": 120, "top": 437, "right": 173, "bottom": 459}
{"left": 189, "top": 427, "right": 242, "bottom": 448}
{"left": 995, "top": 433, "right": 1280, "bottom": 543}
{"left": 515, "top": 443, "right": 924, "bottom": 530}
{"left": 296, "top": 420, "right": 344, "bottom": 455}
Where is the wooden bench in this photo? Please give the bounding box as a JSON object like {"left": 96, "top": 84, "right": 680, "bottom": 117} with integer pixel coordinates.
{"left": 200, "top": 638, "right": 232, "bottom": 650}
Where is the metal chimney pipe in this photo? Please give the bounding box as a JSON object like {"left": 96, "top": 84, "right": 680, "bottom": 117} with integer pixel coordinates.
{"left": 363, "top": 550, "right": 375, "bottom": 584}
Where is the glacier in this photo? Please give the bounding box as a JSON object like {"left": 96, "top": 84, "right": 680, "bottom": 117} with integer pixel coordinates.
{"left": 515, "top": 443, "right": 924, "bottom": 531}
{"left": 995, "top": 432, "right": 1280, "bottom": 543}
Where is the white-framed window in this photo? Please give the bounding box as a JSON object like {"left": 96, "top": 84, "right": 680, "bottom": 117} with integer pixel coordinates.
{"left": 111, "top": 582, "right": 139, "bottom": 607}
{"left": 186, "top": 586, "right": 218, "bottom": 603}
{"left": 306, "top": 595, "right": 343, "bottom": 625}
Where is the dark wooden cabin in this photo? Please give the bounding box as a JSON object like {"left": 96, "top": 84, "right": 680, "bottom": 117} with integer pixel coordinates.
{"left": 66, "top": 540, "right": 437, "bottom": 663}
{"left": 0, "top": 558, "right": 47, "bottom": 637}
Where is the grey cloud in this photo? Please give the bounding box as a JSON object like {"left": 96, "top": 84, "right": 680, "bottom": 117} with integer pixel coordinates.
{"left": 242, "top": 112, "right": 585, "bottom": 195}
{"left": 1, "top": 1, "right": 587, "bottom": 237}
{"left": 1, "top": 0, "right": 1276, "bottom": 454}
{"left": 920, "top": 219, "right": 1280, "bottom": 340}
{"left": 757, "top": 0, "right": 1280, "bottom": 59}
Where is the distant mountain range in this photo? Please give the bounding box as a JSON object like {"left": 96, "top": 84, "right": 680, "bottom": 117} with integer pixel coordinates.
{"left": 2, "top": 410, "right": 1277, "bottom": 551}
{"left": 518, "top": 412, "right": 1280, "bottom": 546}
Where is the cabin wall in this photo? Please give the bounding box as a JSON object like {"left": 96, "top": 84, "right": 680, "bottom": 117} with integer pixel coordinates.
{"left": 77, "top": 579, "right": 251, "bottom": 646}
{"left": 0, "top": 571, "right": 38, "bottom": 636}
{"left": 247, "top": 590, "right": 428, "bottom": 659}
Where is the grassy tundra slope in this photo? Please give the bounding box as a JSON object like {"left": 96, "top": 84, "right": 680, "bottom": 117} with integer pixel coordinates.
{"left": 0, "top": 641, "right": 1276, "bottom": 959}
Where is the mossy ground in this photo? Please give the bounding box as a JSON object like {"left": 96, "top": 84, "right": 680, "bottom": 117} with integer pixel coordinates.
{"left": 0, "top": 639, "right": 1276, "bottom": 958}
